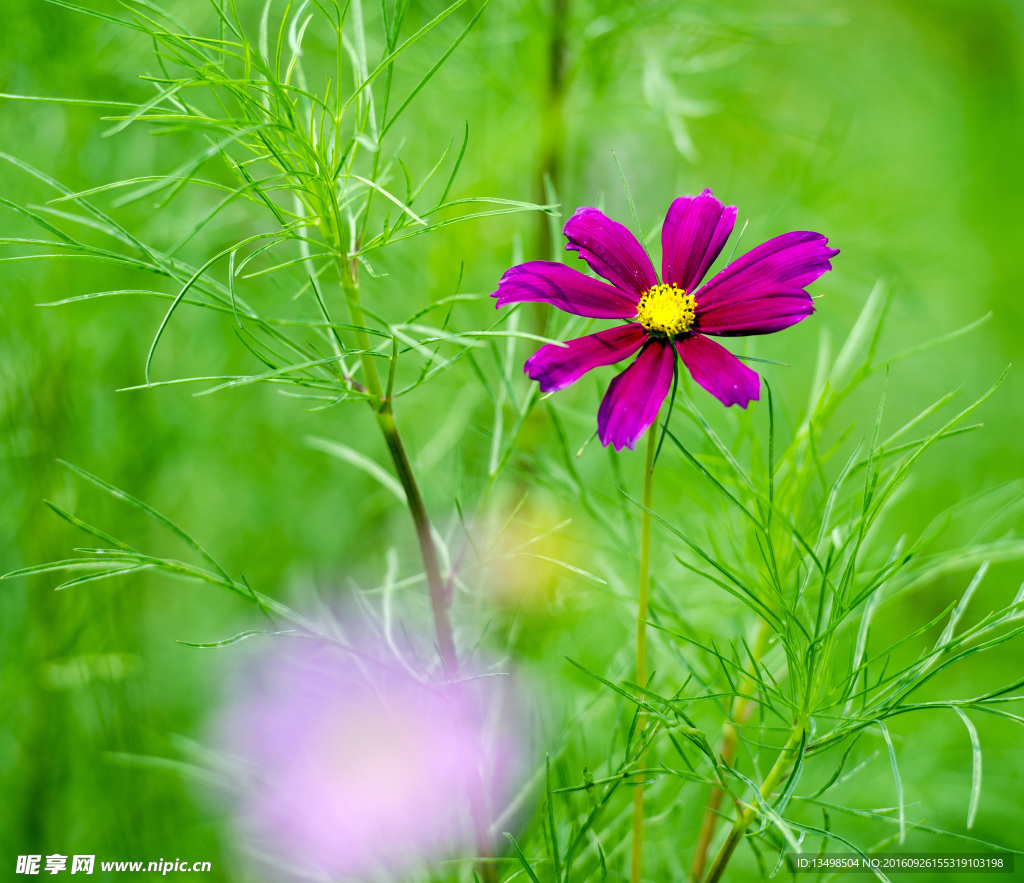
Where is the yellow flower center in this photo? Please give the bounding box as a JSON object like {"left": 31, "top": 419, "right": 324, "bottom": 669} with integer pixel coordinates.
{"left": 636, "top": 283, "right": 696, "bottom": 337}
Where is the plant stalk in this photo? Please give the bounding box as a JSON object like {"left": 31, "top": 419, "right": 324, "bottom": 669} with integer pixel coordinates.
{"left": 338, "top": 256, "right": 458, "bottom": 674}
{"left": 338, "top": 255, "right": 490, "bottom": 877}
{"left": 702, "top": 727, "right": 803, "bottom": 883}
{"left": 331, "top": 235, "right": 487, "bottom": 876}
{"left": 377, "top": 405, "right": 458, "bottom": 673}
{"left": 340, "top": 265, "right": 385, "bottom": 401}
{"left": 536, "top": 0, "right": 569, "bottom": 260}
{"left": 689, "top": 622, "right": 771, "bottom": 881}
{"left": 631, "top": 427, "right": 658, "bottom": 883}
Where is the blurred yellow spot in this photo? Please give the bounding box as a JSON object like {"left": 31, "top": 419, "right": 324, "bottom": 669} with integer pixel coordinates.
{"left": 636, "top": 284, "right": 696, "bottom": 337}
{"left": 484, "top": 499, "right": 581, "bottom": 616}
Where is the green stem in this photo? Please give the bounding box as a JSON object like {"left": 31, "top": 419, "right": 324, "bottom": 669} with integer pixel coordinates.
{"left": 536, "top": 0, "right": 568, "bottom": 261}
{"left": 377, "top": 405, "right": 458, "bottom": 672}
{"left": 337, "top": 255, "right": 458, "bottom": 674}
{"left": 631, "top": 427, "right": 658, "bottom": 883}
{"left": 338, "top": 266, "right": 493, "bottom": 878}
{"left": 689, "top": 621, "right": 771, "bottom": 882}
{"left": 340, "top": 263, "right": 384, "bottom": 401}
{"left": 703, "top": 727, "right": 803, "bottom": 883}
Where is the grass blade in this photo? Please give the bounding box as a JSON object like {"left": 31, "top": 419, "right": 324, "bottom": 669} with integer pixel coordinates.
{"left": 953, "top": 707, "right": 982, "bottom": 829}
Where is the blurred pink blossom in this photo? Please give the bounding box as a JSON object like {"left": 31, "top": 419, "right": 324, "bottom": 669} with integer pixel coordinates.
{"left": 216, "top": 638, "right": 523, "bottom": 880}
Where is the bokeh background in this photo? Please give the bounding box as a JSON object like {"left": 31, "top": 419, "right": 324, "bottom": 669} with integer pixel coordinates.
{"left": 2, "top": 0, "right": 1022, "bottom": 879}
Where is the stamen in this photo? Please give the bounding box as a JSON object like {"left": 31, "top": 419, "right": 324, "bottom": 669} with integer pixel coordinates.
{"left": 636, "top": 284, "right": 696, "bottom": 337}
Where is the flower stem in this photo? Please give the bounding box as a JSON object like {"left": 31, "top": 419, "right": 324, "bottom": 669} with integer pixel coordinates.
{"left": 702, "top": 727, "right": 803, "bottom": 883}
{"left": 338, "top": 257, "right": 458, "bottom": 675}
{"left": 630, "top": 426, "right": 658, "bottom": 883}
{"left": 376, "top": 405, "right": 458, "bottom": 672}
{"left": 340, "top": 255, "right": 490, "bottom": 877}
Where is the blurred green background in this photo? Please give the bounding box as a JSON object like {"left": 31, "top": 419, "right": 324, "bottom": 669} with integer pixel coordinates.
{"left": 2, "top": 0, "right": 1022, "bottom": 879}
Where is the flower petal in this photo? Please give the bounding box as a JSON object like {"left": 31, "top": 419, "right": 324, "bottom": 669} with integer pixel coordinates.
{"left": 597, "top": 341, "right": 675, "bottom": 451}
{"left": 492, "top": 261, "right": 640, "bottom": 319}
{"left": 525, "top": 324, "right": 646, "bottom": 393}
{"left": 675, "top": 334, "right": 760, "bottom": 408}
{"left": 694, "top": 231, "right": 838, "bottom": 331}
{"left": 661, "top": 189, "right": 737, "bottom": 293}
{"left": 563, "top": 207, "right": 658, "bottom": 296}
{"left": 696, "top": 286, "right": 815, "bottom": 336}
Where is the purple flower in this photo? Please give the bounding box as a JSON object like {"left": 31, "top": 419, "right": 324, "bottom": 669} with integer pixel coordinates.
{"left": 492, "top": 189, "right": 838, "bottom": 450}
{"left": 216, "top": 639, "right": 521, "bottom": 880}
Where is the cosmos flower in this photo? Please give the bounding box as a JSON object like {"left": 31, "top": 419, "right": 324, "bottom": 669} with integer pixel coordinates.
{"left": 217, "top": 639, "right": 521, "bottom": 880}
{"left": 492, "top": 189, "right": 838, "bottom": 450}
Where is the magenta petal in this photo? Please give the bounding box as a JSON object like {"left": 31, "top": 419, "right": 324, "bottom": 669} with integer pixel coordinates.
{"left": 563, "top": 207, "right": 658, "bottom": 297}
{"left": 661, "top": 189, "right": 738, "bottom": 293}
{"left": 492, "top": 261, "right": 640, "bottom": 319}
{"left": 675, "top": 334, "right": 760, "bottom": 408}
{"left": 694, "top": 231, "right": 838, "bottom": 321}
{"left": 597, "top": 342, "right": 675, "bottom": 451}
{"left": 697, "top": 286, "right": 815, "bottom": 336}
{"left": 525, "top": 323, "right": 646, "bottom": 393}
